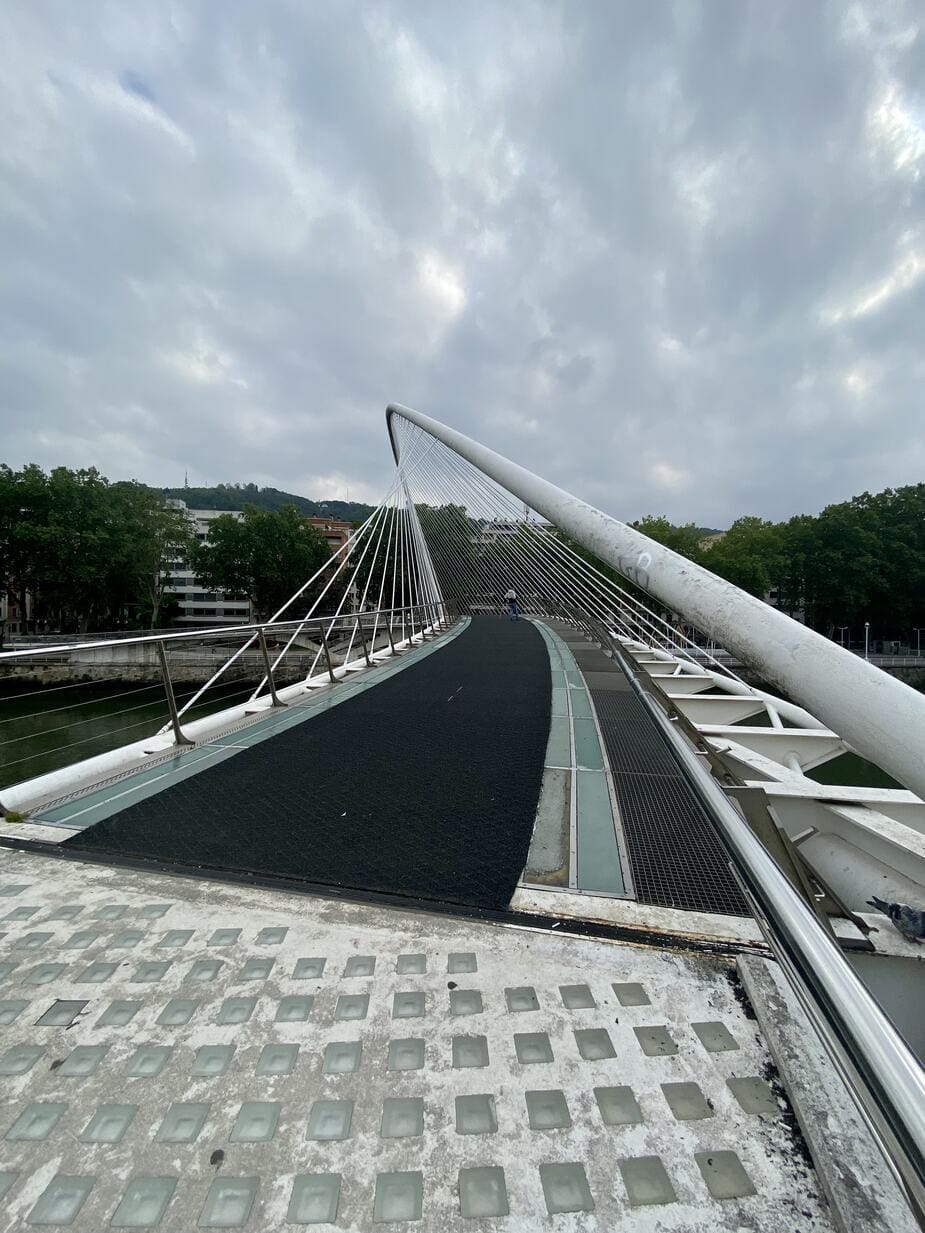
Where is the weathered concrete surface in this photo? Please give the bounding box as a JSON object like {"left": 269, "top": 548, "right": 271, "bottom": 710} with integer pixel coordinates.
{"left": 0, "top": 848, "right": 837, "bottom": 1231}
{"left": 737, "top": 954, "right": 918, "bottom": 1233}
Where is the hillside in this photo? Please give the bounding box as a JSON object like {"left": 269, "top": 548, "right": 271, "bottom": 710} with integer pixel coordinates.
{"left": 161, "top": 483, "right": 375, "bottom": 523}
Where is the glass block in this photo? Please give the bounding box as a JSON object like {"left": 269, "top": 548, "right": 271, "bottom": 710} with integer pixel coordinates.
{"left": 217, "top": 997, "right": 256, "bottom": 1025}
{"left": 209, "top": 929, "right": 241, "bottom": 946}
{"left": 447, "top": 952, "right": 476, "bottom": 973}
{"left": 48, "top": 905, "right": 81, "bottom": 920}
{"left": 505, "top": 986, "right": 539, "bottom": 1012}
{"left": 293, "top": 958, "right": 325, "bottom": 979}
{"left": 36, "top": 1000, "right": 88, "bottom": 1027}
{"left": 16, "top": 931, "right": 52, "bottom": 950}
{"left": 344, "top": 955, "right": 375, "bottom": 977}
{"left": 0, "top": 999, "right": 28, "bottom": 1024}
{"left": 158, "top": 930, "right": 193, "bottom": 948}
{"left": 380, "top": 1097, "right": 423, "bottom": 1138}
{"left": 156, "top": 1103, "right": 210, "bottom": 1144}
{"left": 111, "top": 1176, "right": 177, "bottom": 1227}
{"left": 514, "top": 1032, "right": 553, "bottom": 1064}
{"left": 191, "top": 1045, "right": 234, "bottom": 1077}
{"left": 727, "top": 1076, "right": 779, "bottom": 1116}
{"left": 619, "top": 1156, "right": 678, "bottom": 1207}
{"left": 26, "top": 1175, "right": 94, "bottom": 1225}
{"left": 574, "top": 1028, "right": 616, "bottom": 1060}
{"left": 692, "top": 1021, "right": 739, "bottom": 1052}
{"left": 373, "top": 1172, "right": 423, "bottom": 1223}
{"left": 6, "top": 1103, "right": 67, "bottom": 1141}
{"left": 140, "top": 904, "right": 172, "bottom": 918}
{"left": 257, "top": 1043, "right": 299, "bottom": 1076}
{"left": 239, "top": 958, "right": 274, "bottom": 981}
{"left": 77, "top": 961, "right": 119, "bottom": 983}
{"left": 0, "top": 1045, "right": 43, "bottom": 1075}
{"left": 335, "top": 993, "right": 369, "bottom": 1021}
{"left": 455, "top": 1094, "right": 497, "bottom": 1135}
{"left": 0, "top": 961, "right": 18, "bottom": 979}
{"left": 526, "top": 1089, "right": 571, "bottom": 1129}
{"left": 26, "top": 964, "right": 64, "bottom": 985}
{"left": 459, "top": 1167, "right": 508, "bottom": 1218}
{"left": 634, "top": 1025, "right": 678, "bottom": 1056}
{"left": 306, "top": 1099, "right": 353, "bottom": 1141}
{"left": 452, "top": 1035, "right": 489, "bottom": 1068}
{"left": 0, "top": 1172, "right": 17, "bottom": 1200}
{"left": 230, "top": 1102, "right": 280, "bottom": 1142}
{"left": 560, "top": 984, "right": 595, "bottom": 1009}
{"left": 132, "top": 961, "right": 171, "bottom": 983}
{"left": 255, "top": 927, "right": 287, "bottom": 945}
{"left": 662, "top": 1082, "right": 713, "bottom": 1120}
{"left": 322, "top": 1041, "right": 361, "bottom": 1074}
{"left": 594, "top": 1085, "right": 643, "bottom": 1125}
{"left": 158, "top": 999, "right": 199, "bottom": 1026}
{"left": 110, "top": 930, "right": 144, "bottom": 949}
{"left": 58, "top": 1045, "right": 108, "bottom": 1077}
{"left": 80, "top": 1104, "right": 137, "bottom": 1143}
{"left": 612, "top": 982, "right": 650, "bottom": 1006}
{"left": 276, "top": 995, "right": 314, "bottom": 1022}
{"left": 287, "top": 1174, "right": 340, "bottom": 1225}
{"left": 98, "top": 1000, "right": 140, "bottom": 1026}
{"left": 0, "top": 883, "right": 29, "bottom": 896}
{"left": 396, "top": 954, "right": 426, "bottom": 974}
{"left": 450, "top": 990, "right": 483, "bottom": 1016}
{"left": 539, "top": 1163, "right": 594, "bottom": 1214}
{"left": 198, "top": 1177, "right": 258, "bottom": 1227}
{"left": 387, "top": 1039, "right": 424, "bottom": 1072}
{"left": 392, "top": 992, "right": 424, "bottom": 1019}
{"left": 189, "top": 960, "right": 223, "bottom": 982}
{"left": 4, "top": 905, "right": 38, "bottom": 920}
{"left": 126, "top": 1046, "right": 172, "bottom": 1078}
{"left": 94, "top": 905, "right": 127, "bottom": 920}
{"left": 695, "top": 1150, "right": 757, "bottom": 1199}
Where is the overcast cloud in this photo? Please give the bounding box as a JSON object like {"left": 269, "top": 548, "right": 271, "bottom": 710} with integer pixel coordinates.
{"left": 1, "top": 1, "right": 922, "bottom": 525}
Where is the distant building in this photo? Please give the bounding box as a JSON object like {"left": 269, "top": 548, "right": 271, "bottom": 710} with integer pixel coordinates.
{"left": 0, "top": 591, "right": 30, "bottom": 640}
{"left": 165, "top": 502, "right": 253, "bottom": 627}
{"left": 307, "top": 516, "right": 354, "bottom": 556}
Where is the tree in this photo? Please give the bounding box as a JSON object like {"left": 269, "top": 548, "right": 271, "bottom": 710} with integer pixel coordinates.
{"left": 192, "top": 504, "right": 331, "bottom": 621}
{"left": 702, "top": 517, "right": 785, "bottom": 598}
{"left": 630, "top": 516, "right": 705, "bottom": 563}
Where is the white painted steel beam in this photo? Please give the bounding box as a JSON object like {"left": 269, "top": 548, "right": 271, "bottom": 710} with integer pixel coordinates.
{"left": 387, "top": 403, "right": 925, "bottom": 800}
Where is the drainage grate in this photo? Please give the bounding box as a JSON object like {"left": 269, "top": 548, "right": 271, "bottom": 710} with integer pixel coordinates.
{"left": 590, "top": 691, "right": 749, "bottom": 917}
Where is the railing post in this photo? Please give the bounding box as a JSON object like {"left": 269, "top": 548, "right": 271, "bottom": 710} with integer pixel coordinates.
{"left": 319, "top": 624, "right": 337, "bottom": 683}
{"left": 356, "top": 615, "right": 372, "bottom": 666}
{"left": 256, "top": 628, "right": 286, "bottom": 708}
{"left": 156, "top": 641, "right": 194, "bottom": 746}
{"left": 384, "top": 612, "right": 397, "bottom": 654}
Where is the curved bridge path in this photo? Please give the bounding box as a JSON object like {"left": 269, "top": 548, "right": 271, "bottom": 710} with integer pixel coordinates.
{"left": 64, "top": 617, "right": 551, "bottom": 911}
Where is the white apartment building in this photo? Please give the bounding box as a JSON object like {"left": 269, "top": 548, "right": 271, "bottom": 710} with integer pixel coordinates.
{"left": 165, "top": 502, "right": 253, "bottom": 628}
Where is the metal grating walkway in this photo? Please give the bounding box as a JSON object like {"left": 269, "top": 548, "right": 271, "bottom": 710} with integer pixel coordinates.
{"left": 545, "top": 624, "right": 748, "bottom": 917}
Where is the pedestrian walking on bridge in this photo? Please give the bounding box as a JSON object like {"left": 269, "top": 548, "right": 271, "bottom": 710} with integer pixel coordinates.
{"left": 504, "top": 588, "right": 520, "bottom": 621}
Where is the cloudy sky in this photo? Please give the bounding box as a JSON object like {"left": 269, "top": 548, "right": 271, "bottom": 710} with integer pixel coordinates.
{"left": 1, "top": 1, "right": 922, "bottom": 526}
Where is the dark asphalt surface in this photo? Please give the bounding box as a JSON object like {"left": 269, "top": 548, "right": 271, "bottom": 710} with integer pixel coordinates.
{"left": 65, "top": 617, "right": 552, "bottom": 910}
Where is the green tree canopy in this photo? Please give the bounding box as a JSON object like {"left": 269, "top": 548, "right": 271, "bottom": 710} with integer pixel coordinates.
{"left": 192, "top": 504, "right": 332, "bottom": 622}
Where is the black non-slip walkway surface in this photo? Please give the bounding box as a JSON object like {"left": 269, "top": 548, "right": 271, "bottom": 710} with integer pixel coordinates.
{"left": 64, "top": 618, "right": 552, "bottom": 911}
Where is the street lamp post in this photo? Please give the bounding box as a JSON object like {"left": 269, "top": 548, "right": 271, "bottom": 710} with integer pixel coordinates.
{"left": 914, "top": 628, "right": 923, "bottom": 659}
{"left": 864, "top": 621, "right": 870, "bottom": 661}
{"left": 837, "top": 626, "right": 848, "bottom": 650}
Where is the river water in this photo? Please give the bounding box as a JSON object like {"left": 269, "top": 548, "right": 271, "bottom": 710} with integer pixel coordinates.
{"left": 0, "top": 677, "right": 267, "bottom": 792}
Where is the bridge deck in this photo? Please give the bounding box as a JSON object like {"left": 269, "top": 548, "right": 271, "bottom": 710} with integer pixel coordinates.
{"left": 60, "top": 618, "right": 551, "bottom": 912}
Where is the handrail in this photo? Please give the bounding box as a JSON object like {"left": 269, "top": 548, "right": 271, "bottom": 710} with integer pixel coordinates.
{"left": 0, "top": 607, "right": 430, "bottom": 661}
{"left": 580, "top": 611, "right": 925, "bottom": 1221}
